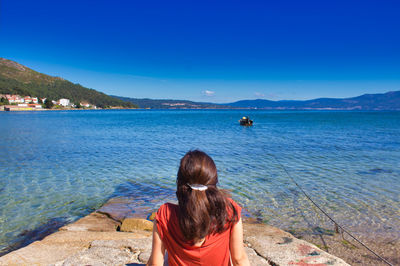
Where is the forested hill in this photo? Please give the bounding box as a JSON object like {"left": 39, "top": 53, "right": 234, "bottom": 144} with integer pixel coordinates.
{"left": 0, "top": 58, "right": 136, "bottom": 108}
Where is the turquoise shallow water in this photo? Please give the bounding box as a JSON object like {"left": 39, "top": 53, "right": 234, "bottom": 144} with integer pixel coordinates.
{"left": 1, "top": 110, "right": 400, "bottom": 252}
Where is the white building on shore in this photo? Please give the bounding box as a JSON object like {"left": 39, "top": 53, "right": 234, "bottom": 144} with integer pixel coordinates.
{"left": 58, "top": 98, "right": 70, "bottom": 106}
{"left": 5, "top": 94, "right": 24, "bottom": 103}
{"left": 5, "top": 94, "right": 39, "bottom": 104}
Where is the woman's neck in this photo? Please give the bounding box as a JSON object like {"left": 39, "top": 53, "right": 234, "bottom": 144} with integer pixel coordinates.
{"left": 192, "top": 237, "right": 206, "bottom": 247}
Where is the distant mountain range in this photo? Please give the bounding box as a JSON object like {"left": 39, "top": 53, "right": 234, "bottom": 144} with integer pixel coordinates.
{"left": 113, "top": 96, "right": 228, "bottom": 109}
{"left": 0, "top": 58, "right": 136, "bottom": 108}
{"left": 115, "top": 91, "right": 400, "bottom": 110}
{"left": 226, "top": 91, "right": 400, "bottom": 110}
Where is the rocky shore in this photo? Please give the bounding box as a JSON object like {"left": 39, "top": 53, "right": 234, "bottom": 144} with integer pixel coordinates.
{"left": 0, "top": 197, "right": 349, "bottom": 265}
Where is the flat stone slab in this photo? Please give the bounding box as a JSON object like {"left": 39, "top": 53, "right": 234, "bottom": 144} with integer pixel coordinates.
{"left": 59, "top": 212, "right": 120, "bottom": 232}
{"left": 59, "top": 239, "right": 153, "bottom": 265}
{"left": 245, "top": 246, "right": 271, "bottom": 265}
{"left": 43, "top": 230, "right": 151, "bottom": 244}
{"left": 0, "top": 231, "right": 151, "bottom": 265}
{"left": 59, "top": 246, "right": 140, "bottom": 266}
{"left": 243, "top": 223, "right": 349, "bottom": 265}
{"left": 0, "top": 241, "right": 86, "bottom": 266}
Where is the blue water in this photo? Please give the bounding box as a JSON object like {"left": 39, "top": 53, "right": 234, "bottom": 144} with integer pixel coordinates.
{"left": 1, "top": 110, "right": 400, "bottom": 252}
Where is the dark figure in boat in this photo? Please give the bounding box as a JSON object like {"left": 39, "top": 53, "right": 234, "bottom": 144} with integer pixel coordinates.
{"left": 239, "top": 116, "right": 253, "bottom": 126}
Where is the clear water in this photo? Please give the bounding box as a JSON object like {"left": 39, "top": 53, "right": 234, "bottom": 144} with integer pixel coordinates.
{"left": 1, "top": 110, "right": 399, "bottom": 252}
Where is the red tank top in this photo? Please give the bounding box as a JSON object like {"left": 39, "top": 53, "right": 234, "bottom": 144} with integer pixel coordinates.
{"left": 155, "top": 198, "right": 242, "bottom": 266}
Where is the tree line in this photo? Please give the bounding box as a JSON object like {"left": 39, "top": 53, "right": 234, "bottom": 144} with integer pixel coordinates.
{"left": 0, "top": 76, "right": 137, "bottom": 108}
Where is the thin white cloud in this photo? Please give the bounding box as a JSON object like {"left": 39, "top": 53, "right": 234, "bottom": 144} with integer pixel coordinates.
{"left": 202, "top": 90, "right": 215, "bottom": 96}
{"left": 254, "top": 92, "right": 265, "bottom": 97}
{"left": 266, "top": 93, "right": 279, "bottom": 99}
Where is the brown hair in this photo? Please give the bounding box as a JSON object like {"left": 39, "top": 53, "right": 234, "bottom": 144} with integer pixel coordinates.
{"left": 176, "top": 150, "right": 238, "bottom": 242}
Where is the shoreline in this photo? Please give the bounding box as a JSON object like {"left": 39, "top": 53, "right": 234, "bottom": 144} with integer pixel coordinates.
{"left": 1, "top": 197, "right": 398, "bottom": 265}
{"left": 3, "top": 106, "right": 400, "bottom": 111}
{"left": 0, "top": 197, "right": 349, "bottom": 265}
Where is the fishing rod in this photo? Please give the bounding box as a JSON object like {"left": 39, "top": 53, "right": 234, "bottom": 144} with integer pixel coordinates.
{"left": 271, "top": 154, "right": 394, "bottom": 266}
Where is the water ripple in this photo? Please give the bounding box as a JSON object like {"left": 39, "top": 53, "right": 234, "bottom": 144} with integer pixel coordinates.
{"left": 1, "top": 110, "right": 400, "bottom": 251}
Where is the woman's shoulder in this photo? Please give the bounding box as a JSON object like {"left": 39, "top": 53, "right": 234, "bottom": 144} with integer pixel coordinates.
{"left": 226, "top": 197, "right": 242, "bottom": 212}
{"left": 159, "top": 202, "right": 179, "bottom": 211}
{"left": 225, "top": 197, "right": 242, "bottom": 222}
{"left": 155, "top": 202, "right": 179, "bottom": 222}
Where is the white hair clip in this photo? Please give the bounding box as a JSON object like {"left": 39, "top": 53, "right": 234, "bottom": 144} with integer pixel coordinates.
{"left": 187, "top": 184, "right": 208, "bottom": 191}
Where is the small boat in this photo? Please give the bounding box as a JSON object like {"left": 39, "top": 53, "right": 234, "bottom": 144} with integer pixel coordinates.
{"left": 239, "top": 116, "right": 253, "bottom": 126}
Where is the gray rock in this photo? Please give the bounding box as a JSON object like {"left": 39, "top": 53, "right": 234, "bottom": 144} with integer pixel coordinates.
{"left": 243, "top": 223, "right": 349, "bottom": 265}
{"left": 90, "top": 238, "right": 152, "bottom": 251}
{"left": 60, "top": 238, "right": 153, "bottom": 265}
{"left": 139, "top": 250, "right": 151, "bottom": 263}
{"left": 244, "top": 246, "right": 270, "bottom": 265}
{"left": 61, "top": 246, "right": 139, "bottom": 266}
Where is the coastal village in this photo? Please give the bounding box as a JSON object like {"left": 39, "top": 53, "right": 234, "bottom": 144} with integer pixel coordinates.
{"left": 0, "top": 94, "right": 96, "bottom": 111}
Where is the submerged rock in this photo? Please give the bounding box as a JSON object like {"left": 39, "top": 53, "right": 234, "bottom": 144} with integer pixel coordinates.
{"left": 96, "top": 197, "right": 136, "bottom": 222}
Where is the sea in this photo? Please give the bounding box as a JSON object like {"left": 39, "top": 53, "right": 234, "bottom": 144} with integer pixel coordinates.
{"left": 1, "top": 110, "right": 399, "bottom": 254}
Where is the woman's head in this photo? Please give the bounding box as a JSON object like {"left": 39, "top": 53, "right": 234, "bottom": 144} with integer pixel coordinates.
{"left": 177, "top": 150, "right": 218, "bottom": 189}
{"left": 176, "top": 150, "right": 238, "bottom": 242}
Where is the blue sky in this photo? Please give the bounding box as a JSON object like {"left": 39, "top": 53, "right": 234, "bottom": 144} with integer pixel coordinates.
{"left": 1, "top": 0, "right": 399, "bottom": 102}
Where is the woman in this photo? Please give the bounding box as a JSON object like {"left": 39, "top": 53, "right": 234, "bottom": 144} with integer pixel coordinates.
{"left": 147, "top": 150, "right": 250, "bottom": 266}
